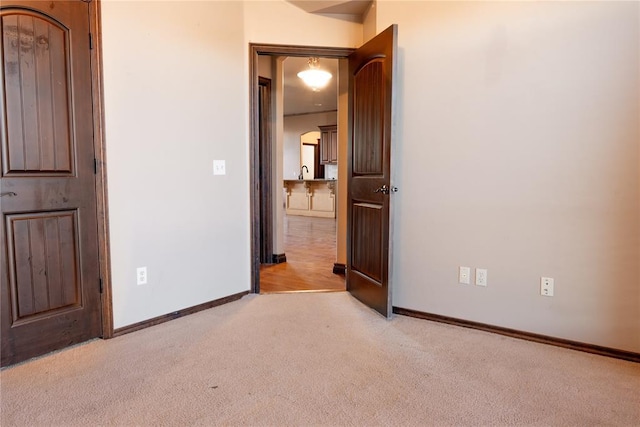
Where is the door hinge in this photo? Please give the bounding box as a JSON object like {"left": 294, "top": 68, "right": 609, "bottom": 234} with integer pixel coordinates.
{"left": 94, "top": 158, "right": 98, "bottom": 174}
{"left": 89, "top": 33, "right": 93, "bottom": 50}
{"left": 99, "top": 277, "right": 103, "bottom": 294}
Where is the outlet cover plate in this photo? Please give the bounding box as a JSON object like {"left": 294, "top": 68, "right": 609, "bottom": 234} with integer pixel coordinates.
{"left": 475, "top": 268, "right": 487, "bottom": 286}
{"left": 213, "top": 160, "right": 226, "bottom": 175}
{"left": 541, "top": 277, "right": 554, "bottom": 296}
{"left": 137, "top": 267, "right": 148, "bottom": 285}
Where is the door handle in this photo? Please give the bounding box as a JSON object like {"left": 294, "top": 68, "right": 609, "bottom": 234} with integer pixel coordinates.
{"left": 373, "top": 185, "right": 398, "bottom": 195}
{"left": 0, "top": 192, "right": 17, "bottom": 198}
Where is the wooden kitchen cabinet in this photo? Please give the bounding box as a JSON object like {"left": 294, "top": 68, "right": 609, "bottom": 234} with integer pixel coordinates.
{"left": 319, "top": 125, "right": 337, "bottom": 165}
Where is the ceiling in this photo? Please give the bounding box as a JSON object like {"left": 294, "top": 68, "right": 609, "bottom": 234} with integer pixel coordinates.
{"left": 287, "top": 1, "right": 372, "bottom": 21}
{"left": 281, "top": 1, "right": 372, "bottom": 116}
{"left": 283, "top": 57, "right": 338, "bottom": 116}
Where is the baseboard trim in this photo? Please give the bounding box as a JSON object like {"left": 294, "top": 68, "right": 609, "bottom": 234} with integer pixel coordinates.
{"left": 393, "top": 307, "right": 640, "bottom": 363}
{"left": 113, "top": 291, "right": 249, "bottom": 337}
{"left": 272, "top": 253, "right": 287, "bottom": 264}
{"left": 333, "top": 263, "right": 346, "bottom": 275}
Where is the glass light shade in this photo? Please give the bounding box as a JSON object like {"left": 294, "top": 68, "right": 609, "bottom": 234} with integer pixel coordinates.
{"left": 297, "top": 69, "right": 332, "bottom": 91}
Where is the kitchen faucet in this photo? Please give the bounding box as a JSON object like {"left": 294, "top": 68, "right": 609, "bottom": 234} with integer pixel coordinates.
{"left": 298, "top": 165, "right": 309, "bottom": 180}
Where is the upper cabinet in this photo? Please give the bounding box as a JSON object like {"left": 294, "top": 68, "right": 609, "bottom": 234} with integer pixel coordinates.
{"left": 319, "top": 125, "right": 337, "bottom": 165}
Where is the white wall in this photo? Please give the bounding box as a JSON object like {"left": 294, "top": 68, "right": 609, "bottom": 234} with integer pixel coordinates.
{"left": 300, "top": 132, "right": 318, "bottom": 179}
{"left": 258, "top": 55, "right": 272, "bottom": 79}
{"left": 363, "top": 0, "right": 377, "bottom": 41}
{"left": 100, "top": 0, "right": 639, "bottom": 353}
{"left": 272, "top": 57, "right": 286, "bottom": 255}
{"left": 243, "top": 0, "right": 362, "bottom": 47}
{"left": 100, "top": 1, "right": 361, "bottom": 328}
{"left": 101, "top": 1, "right": 249, "bottom": 328}
{"left": 283, "top": 112, "right": 338, "bottom": 179}
{"left": 375, "top": 1, "right": 640, "bottom": 352}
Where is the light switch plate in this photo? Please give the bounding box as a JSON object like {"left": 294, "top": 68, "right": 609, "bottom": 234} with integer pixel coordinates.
{"left": 213, "top": 160, "right": 226, "bottom": 175}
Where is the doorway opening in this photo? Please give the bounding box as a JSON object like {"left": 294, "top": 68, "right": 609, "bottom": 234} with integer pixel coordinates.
{"left": 260, "top": 214, "right": 344, "bottom": 292}
{"left": 251, "top": 25, "right": 398, "bottom": 316}
{"left": 249, "top": 45, "right": 354, "bottom": 294}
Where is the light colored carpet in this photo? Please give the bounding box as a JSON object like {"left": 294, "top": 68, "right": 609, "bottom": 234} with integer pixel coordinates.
{"left": 1, "top": 292, "right": 639, "bottom": 426}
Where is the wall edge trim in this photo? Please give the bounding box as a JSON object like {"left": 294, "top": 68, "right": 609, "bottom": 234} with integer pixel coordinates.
{"left": 333, "top": 263, "right": 346, "bottom": 274}
{"left": 272, "top": 253, "right": 287, "bottom": 264}
{"left": 392, "top": 307, "right": 640, "bottom": 363}
{"left": 113, "top": 291, "right": 250, "bottom": 338}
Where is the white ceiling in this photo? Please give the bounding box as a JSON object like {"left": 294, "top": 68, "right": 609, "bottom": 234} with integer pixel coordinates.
{"left": 283, "top": 57, "right": 339, "bottom": 116}
{"left": 280, "top": 1, "right": 372, "bottom": 115}
{"left": 287, "top": 1, "right": 372, "bottom": 20}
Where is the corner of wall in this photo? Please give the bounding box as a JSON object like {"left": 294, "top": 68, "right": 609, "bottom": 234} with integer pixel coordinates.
{"left": 363, "top": 0, "right": 377, "bottom": 42}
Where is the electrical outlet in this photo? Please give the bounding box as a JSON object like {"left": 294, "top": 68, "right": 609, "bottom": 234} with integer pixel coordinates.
{"left": 541, "top": 277, "right": 554, "bottom": 296}
{"left": 137, "top": 267, "right": 147, "bottom": 285}
{"left": 213, "top": 160, "right": 226, "bottom": 175}
{"left": 475, "top": 268, "right": 487, "bottom": 286}
{"left": 459, "top": 267, "right": 471, "bottom": 285}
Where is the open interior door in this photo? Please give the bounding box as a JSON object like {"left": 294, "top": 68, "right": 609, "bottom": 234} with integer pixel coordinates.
{"left": 347, "top": 25, "right": 397, "bottom": 318}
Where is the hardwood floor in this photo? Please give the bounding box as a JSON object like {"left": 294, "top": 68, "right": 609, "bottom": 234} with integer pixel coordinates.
{"left": 260, "top": 215, "right": 345, "bottom": 293}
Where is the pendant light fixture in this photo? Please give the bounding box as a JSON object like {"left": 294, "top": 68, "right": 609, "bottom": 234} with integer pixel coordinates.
{"left": 297, "top": 57, "right": 332, "bottom": 92}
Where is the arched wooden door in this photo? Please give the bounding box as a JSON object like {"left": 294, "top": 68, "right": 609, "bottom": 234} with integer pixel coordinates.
{"left": 347, "top": 25, "right": 397, "bottom": 317}
{"left": 1, "top": 0, "right": 102, "bottom": 366}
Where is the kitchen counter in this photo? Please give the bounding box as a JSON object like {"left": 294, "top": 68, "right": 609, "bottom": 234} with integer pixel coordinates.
{"left": 283, "top": 179, "right": 337, "bottom": 218}
{"left": 283, "top": 179, "right": 337, "bottom": 183}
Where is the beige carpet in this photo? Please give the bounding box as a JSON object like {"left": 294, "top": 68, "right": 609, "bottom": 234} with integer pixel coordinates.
{"left": 1, "top": 292, "right": 639, "bottom": 426}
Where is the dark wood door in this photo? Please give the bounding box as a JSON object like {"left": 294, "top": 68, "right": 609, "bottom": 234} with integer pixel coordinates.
{"left": 258, "top": 77, "right": 273, "bottom": 264}
{"left": 313, "top": 141, "right": 324, "bottom": 179}
{"left": 328, "top": 128, "right": 337, "bottom": 163}
{"left": 347, "top": 25, "right": 397, "bottom": 318}
{"left": 0, "top": 1, "right": 102, "bottom": 366}
{"left": 320, "top": 127, "right": 331, "bottom": 164}
{"left": 319, "top": 124, "right": 337, "bottom": 165}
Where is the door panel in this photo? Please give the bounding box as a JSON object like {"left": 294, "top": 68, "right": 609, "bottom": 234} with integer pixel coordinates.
{"left": 8, "top": 211, "right": 80, "bottom": 321}
{"left": 347, "top": 25, "right": 397, "bottom": 318}
{"left": 351, "top": 203, "right": 382, "bottom": 282}
{"left": 1, "top": 1, "right": 101, "bottom": 367}
{"left": 353, "top": 60, "right": 384, "bottom": 175}
{"left": 3, "top": 12, "right": 72, "bottom": 174}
